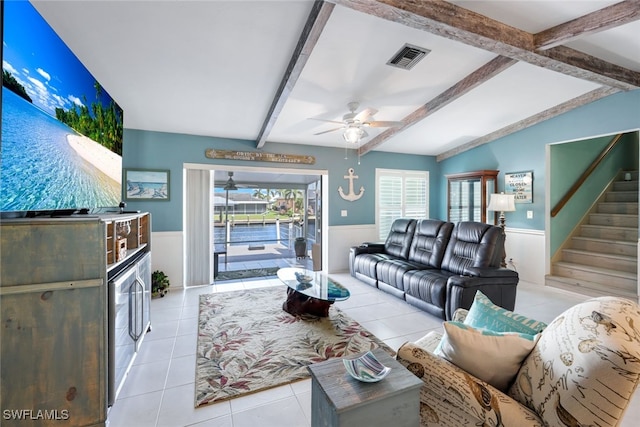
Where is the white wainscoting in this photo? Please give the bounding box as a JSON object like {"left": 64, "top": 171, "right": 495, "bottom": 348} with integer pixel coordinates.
{"left": 505, "top": 227, "right": 545, "bottom": 286}
{"left": 155, "top": 226, "right": 546, "bottom": 288}
{"left": 327, "top": 224, "right": 378, "bottom": 273}
{"left": 151, "top": 231, "right": 184, "bottom": 288}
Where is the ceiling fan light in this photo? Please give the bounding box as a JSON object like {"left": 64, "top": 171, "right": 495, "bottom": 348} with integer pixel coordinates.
{"left": 343, "top": 127, "right": 364, "bottom": 144}
{"left": 223, "top": 171, "right": 238, "bottom": 191}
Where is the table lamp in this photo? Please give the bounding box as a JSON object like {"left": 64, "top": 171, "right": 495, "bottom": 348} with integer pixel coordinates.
{"left": 487, "top": 192, "right": 516, "bottom": 267}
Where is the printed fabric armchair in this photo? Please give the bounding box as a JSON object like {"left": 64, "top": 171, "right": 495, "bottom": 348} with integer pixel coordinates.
{"left": 396, "top": 292, "right": 640, "bottom": 426}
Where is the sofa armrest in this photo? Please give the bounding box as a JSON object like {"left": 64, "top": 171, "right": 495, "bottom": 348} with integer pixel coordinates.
{"left": 349, "top": 244, "right": 387, "bottom": 276}
{"left": 396, "top": 343, "right": 542, "bottom": 426}
{"left": 445, "top": 275, "right": 518, "bottom": 319}
{"left": 462, "top": 266, "right": 519, "bottom": 278}
{"left": 350, "top": 243, "right": 385, "bottom": 256}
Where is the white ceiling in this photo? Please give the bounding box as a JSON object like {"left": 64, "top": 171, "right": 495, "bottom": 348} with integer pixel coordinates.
{"left": 31, "top": 0, "right": 640, "bottom": 160}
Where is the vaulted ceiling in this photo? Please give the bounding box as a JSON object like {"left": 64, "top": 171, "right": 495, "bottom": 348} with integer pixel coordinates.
{"left": 32, "top": 0, "right": 640, "bottom": 162}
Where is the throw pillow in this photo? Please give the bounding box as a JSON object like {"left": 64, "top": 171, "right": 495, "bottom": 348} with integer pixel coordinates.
{"left": 434, "top": 321, "right": 538, "bottom": 391}
{"left": 465, "top": 291, "right": 546, "bottom": 334}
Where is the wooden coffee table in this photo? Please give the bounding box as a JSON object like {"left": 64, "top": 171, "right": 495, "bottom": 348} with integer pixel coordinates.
{"left": 277, "top": 268, "right": 350, "bottom": 317}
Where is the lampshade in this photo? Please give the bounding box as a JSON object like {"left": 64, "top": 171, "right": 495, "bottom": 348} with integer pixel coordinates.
{"left": 487, "top": 193, "right": 516, "bottom": 212}
{"left": 343, "top": 127, "right": 365, "bottom": 144}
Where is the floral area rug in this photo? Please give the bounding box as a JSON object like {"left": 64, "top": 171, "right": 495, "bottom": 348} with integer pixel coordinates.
{"left": 195, "top": 286, "right": 395, "bottom": 407}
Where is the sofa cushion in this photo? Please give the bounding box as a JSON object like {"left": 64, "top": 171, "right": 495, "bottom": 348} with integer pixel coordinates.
{"left": 383, "top": 218, "right": 416, "bottom": 259}
{"left": 376, "top": 219, "right": 454, "bottom": 291}
{"left": 441, "top": 222, "right": 503, "bottom": 274}
{"left": 434, "top": 321, "right": 538, "bottom": 391}
{"left": 464, "top": 291, "right": 547, "bottom": 335}
{"left": 402, "top": 268, "right": 454, "bottom": 314}
{"left": 407, "top": 219, "right": 453, "bottom": 268}
{"left": 509, "top": 297, "right": 640, "bottom": 427}
{"left": 352, "top": 252, "right": 400, "bottom": 280}
{"left": 376, "top": 258, "right": 427, "bottom": 290}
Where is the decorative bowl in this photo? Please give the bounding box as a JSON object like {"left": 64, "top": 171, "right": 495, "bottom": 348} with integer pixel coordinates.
{"left": 294, "top": 272, "right": 313, "bottom": 284}
{"left": 343, "top": 351, "right": 391, "bottom": 383}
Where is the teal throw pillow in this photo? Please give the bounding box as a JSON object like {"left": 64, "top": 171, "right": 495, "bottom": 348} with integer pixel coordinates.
{"left": 464, "top": 291, "right": 546, "bottom": 335}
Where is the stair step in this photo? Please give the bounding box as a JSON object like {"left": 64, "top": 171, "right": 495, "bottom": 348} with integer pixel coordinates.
{"left": 588, "top": 213, "right": 638, "bottom": 227}
{"left": 570, "top": 236, "right": 637, "bottom": 256}
{"left": 561, "top": 248, "right": 637, "bottom": 273}
{"left": 613, "top": 180, "right": 639, "bottom": 192}
{"left": 545, "top": 275, "right": 639, "bottom": 301}
{"left": 552, "top": 261, "right": 637, "bottom": 292}
{"left": 597, "top": 202, "right": 638, "bottom": 214}
{"left": 579, "top": 224, "right": 638, "bottom": 241}
{"left": 605, "top": 191, "right": 639, "bottom": 202}
{"left": 551, "top": 170, "right": 638, "bottom": 301}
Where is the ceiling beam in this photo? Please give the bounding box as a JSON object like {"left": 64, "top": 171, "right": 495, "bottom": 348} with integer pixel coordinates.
{"left": 331, "top": 0, "right": 640, "bottom": 90}
{"left": 358, "top": 55, "right": 517, "bottom": 155}
{"left": 538, "top": 45, "right": 640, "bottom": 88}
{"left": 436, "top": 86, "right": 621, "bottom": 162}
{"left": 255, "top": 1, "right": 334, "bottom": 148}
{"left": 534, "top": 0, "right": 640, "bottom": 50}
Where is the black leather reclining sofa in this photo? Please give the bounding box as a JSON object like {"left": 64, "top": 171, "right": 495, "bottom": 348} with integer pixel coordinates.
{"left": 349, "top": 218, "right": 519, "bottom": 320}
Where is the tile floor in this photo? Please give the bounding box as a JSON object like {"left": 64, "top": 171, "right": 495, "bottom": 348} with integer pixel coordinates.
{"left": 106, "top": 272, "right": 640, "bottom": 427}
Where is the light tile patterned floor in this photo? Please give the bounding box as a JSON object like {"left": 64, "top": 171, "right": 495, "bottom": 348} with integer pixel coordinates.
{"left": 106, "top": 272, "right": 640, "bottom": 427}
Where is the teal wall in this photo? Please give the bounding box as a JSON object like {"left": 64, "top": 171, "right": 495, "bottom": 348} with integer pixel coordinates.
{"left": 549, "top": 132, "right": 638, "bottom": 256}
{"left": 123, "top": 89, "right": 639, "bottom": 233}
{"left": 122, "top": 129, "right": 440, "bottom": 231}
{"left": 438, "top": 89, "right": 640, "bottom": 230}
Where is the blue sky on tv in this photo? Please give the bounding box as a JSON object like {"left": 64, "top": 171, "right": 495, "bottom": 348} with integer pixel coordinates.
{"left": 2, "top": 1, "right": 119, "bottom": 118}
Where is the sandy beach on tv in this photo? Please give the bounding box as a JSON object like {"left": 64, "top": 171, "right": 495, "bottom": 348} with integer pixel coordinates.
{"left": 67, "top": 134, "right": 122, "bottom": 184}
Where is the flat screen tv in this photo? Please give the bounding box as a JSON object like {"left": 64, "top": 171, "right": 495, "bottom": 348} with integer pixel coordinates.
{"left": 1, "top": 1, "right": 123, "bottom": 216}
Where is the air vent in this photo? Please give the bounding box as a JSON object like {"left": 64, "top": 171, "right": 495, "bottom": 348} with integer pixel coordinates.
{"left": 386, "top": 43, "right": 430, "bottom": 70}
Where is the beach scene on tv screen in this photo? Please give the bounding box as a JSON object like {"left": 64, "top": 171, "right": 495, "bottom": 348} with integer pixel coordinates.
{"left": 1, "top": 1, "right": 123, "bottom": 212}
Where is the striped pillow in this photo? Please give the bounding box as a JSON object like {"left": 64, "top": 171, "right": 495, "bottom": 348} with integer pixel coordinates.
{"left": 464, "top": 291, "right": 546, "bottom": 335}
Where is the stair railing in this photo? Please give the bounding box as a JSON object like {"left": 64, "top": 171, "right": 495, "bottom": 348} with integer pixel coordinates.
{"left": 551, "top": 133, "right": 625, "bottom": 218}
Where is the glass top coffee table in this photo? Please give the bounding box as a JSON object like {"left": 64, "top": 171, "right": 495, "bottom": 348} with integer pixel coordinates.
{"left": 277, "top": 268, "right": 350, "bottom": 317}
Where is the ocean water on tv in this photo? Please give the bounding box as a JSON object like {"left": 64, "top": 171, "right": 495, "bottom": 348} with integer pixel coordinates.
{"left": 1, "top": 88, "right": 121, "bottom": 212}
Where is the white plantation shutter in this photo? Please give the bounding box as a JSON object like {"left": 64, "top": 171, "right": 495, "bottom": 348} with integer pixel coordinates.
{"left": 376, "top": 169, "right": 429, "bottom": 240}
{"left": 404, "top": 175, "right": 427, "bottom": 217}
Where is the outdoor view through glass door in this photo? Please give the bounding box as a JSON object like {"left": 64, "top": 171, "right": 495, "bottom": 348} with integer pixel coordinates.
{"left": 209, "top": 168, "right": 324, "bottom": 280}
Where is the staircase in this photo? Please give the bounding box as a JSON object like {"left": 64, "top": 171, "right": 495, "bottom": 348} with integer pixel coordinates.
{"left": 546, "top": 171, "right": 639, "bottom": 300}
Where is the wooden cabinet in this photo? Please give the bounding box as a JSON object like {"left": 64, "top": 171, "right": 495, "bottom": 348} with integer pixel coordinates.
{"left": 446, "top": 170, "right": 498, "bottom": 224}
{"left": 0, "top": 212, "right": 150, "bottom": 426}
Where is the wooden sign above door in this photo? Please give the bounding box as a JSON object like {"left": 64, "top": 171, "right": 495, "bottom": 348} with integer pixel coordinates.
{"left": 205, "top": 149, "right": 315, "bottom": 165}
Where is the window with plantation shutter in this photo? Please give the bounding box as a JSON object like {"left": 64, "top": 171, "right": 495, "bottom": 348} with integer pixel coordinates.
{"left": 376, "top": 169, "right": 429, "bottom": 240}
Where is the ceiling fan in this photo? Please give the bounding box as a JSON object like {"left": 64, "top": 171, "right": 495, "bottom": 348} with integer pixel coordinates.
{"left": 312, "top": 102, "right": 403, "bottom": 143}
{"left": 219, "top": 171, "right": 258, "bottom": 190}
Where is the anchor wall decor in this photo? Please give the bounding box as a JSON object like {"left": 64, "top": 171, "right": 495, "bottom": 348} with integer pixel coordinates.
{"left": 338, "top": 168, "right": 365, "bottom": 202}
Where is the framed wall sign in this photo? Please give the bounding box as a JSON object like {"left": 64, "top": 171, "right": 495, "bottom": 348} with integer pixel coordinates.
{"left": 124, "top": 169, "right": 170, "bottom": 201}
{"left": 505, "top": 170, "right": 533, "bottom": 203}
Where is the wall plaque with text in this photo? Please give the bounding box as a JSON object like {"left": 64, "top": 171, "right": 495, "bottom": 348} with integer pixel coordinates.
{"left": 205, "top": 149, "right": 315, "bottom": 165}
{"left": 505, "top": 170, "right": 533, "bottom": 203}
